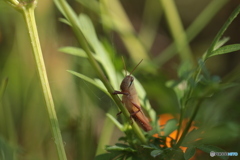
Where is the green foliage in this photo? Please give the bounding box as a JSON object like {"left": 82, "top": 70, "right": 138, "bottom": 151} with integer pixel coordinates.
{"left": 163, "top": 119, "right": 177, "bottom": 136}
{"left": 1, "top": 0, "right": 240, "bottom": 160}
{"left": 184, "top": 146, "right": 196, "bottom": 160}
{"left": 59, "top": 2, "right": 240, "bottom": 160}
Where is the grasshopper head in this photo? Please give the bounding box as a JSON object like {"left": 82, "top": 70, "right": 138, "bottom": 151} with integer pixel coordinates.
{"left": 120, "top": 75, "right": 134, "bottom": 91}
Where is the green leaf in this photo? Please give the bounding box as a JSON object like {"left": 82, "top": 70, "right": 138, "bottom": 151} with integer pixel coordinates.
{"left": 67, "top": 70, "right": 109, "bottom": 96}
{"left": 78, "top": 14, "right": 118, "bottom": 88}
{"left": 219, "top": 83, "right": 239, "bottom": 90}
{"left": 197, "top": 145, "right": 229, "bottom": 160}
{"left": 208, "top": 44, "right": 240, "bottom": 59}
{"left": 163, "top": 119, "right": 177, "bottom": 136}
{"left": 60, "top": 46, "right": 100, "bottom": 61}
{"left": 184, "top": 146, "right": 196, "bottom": 160}
{"left": 213, "top": 37, "right": 229, "bottom": 50}
{"left": 141, "top": 145, "right": 155, "bottom": 150}
{"left": 58, "top": 18, "right": 71, "bottom": 26}
{"left": 59, "top": 47, "right": 88, "bottom": 58}
{"left": 76, "top": 0, "right": 100, "bottom": 14}
{"left": 106, "top": 144, "right": 136, "bottom": 152}
{"left": 106, "top": 113, "right": 123, "bottom": 131}
{"left": 150, "top": 149, "right": 163, "bottom": 158}
{"left": 206, "top": 6, "right": 240, "bottom": 55}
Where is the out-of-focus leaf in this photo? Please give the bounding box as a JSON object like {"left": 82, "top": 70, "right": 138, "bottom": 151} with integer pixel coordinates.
{"left": 58, "top": 18, "right": 71, "bottom": 26}
{"left": 60, "top": 46, "right": 101, "bottom": 62}
{"left": 106, "top": 113, "right": 123, "bottom": 131}
{"left": 150, "top": 149, "right": 163, "bottom": 158}
{"left": 76, "top": 0, "right": 100, "bottom": 14}
{"left": 67, "top": 70, "right": 109, "bottom": 96}
{"left": 208, "top": 44, "right": 240, "bottom": 59}
{"left": 54, "top": 0, "right": 79, "bottom": 28}
{"left": 106, "top": 144, "right": 136, "bottom": 152}
{"left": 78, "top": 14, "right": 118, "bottom": 88}
{"left": 141, "top": 145, "right": 155, "bottom": 150}
{"left": 181, "top": 128, "right": 203, "bottom": 147}
{"left": 219, "top": 83, "right": 239, "bottom": 90}
{"left": 197, "top": 145, "right": 228, "bottom": 160}
{"left": 59, "top": 47, "right": 88, "bottom": 58}
{"left": 200, "top": 123, "right": 239, "bottom": 145}
{"left": 213, "top": 37, "right": 229, "bottom": 50}
{"left": 163, "top": 119, "right": 177, "bottom": 136}
{"left": 184, "top": 146, "right": 196, "bottom": 160}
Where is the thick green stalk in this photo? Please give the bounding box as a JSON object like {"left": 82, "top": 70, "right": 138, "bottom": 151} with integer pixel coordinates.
{"left": 4, "top": 1, "right": 68, "bottom": 159}
{"left": 55, "top": 0, "right": 147, "bottom": 144}
{"left": 159, "top": 0, "right": 194, "bottom": 66}
{"left": 101, "top": 0, "right": 150, "bottom": 64}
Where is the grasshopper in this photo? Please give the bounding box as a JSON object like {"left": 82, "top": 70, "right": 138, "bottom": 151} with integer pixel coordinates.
{"left": 113, "top": 59, "right": 152, "bottom": 131}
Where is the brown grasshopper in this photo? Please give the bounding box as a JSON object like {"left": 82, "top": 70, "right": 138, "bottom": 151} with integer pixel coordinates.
{"left": 113, "top": 59, "right": 152, "bottom": 131}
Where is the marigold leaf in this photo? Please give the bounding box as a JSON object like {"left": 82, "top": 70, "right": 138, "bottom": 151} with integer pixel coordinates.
{"left": 184, "top": 146, "right": 196, "bottom": 160}
{"left": 150, "top": 149, "right": 163, "bottom": 158}
{"left": 106, "top": 145, "right": 136, "bottom": 152}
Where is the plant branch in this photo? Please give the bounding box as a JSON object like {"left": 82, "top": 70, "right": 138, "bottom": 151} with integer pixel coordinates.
{"left": 55, "top": 0, "right": 147, "bottom": 144}
{"left": 3, "top": 0, "right": 68, "bottom": 159}
{"left": 174, "top": 99, "right": 203, "bottom": 149}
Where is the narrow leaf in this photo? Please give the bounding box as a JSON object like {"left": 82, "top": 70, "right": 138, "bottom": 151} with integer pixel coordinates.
{"left": 106, "top": 113, "right": 123, "bottom": 131}
{"left": 141, "top": 145, "right": 155, "bottom": 150}
{"left": 106, "top": 145, "right": 136, "bottom": 152}
{"left": 150, "top": 149, "right": 163, "bottom": 158}
{"left": 163, "top": 119, "right": 177, "bottom": 136}
{"left": 59, "top": 47, "right": 87, "bottom": 58}
{"left": 67, "top": 70, "right": 109, "bottom": 96}
{"left": 208, "top": 44, "right": 240, "bottom": 58}
{"left": 59, "top": 18, "right": 71, "bottom": 26}
{"left": 59, "top": 46, "right": 101, "bottom": 62}
{"left": 213, "top": 37, "right": 229, "bottom": 50}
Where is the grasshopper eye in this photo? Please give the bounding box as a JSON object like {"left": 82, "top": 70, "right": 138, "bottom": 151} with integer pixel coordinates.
{"left": 128, "top": 77, "right": 134, "bottom": 87}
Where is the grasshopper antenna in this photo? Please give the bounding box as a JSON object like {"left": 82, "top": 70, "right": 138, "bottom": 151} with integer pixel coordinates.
{"left": 121, "top": 56, "right": 127, "bottom": 77}
{"left": 129, "top": 59, "right": 143, "bottom": 76}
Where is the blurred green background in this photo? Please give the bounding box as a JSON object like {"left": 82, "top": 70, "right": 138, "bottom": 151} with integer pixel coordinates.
{"left": 0, "top": 0, "right": 240, "bottom": 160}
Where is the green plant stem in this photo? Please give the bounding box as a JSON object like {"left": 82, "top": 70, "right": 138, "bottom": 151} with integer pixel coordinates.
{"left": 55, "top": 0, "right": 147, "bottom": 144}
{"left": 175, "top": 65, "right": 202, "bottom": 144}
{"left": 174, "top": 99, "right": 202, "bottom": 149}
{"left": 19, "top": 2, "right": 67, "bottom": 160}
{"left": 175, "top": 107, "right": 183, "bottom": 142}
